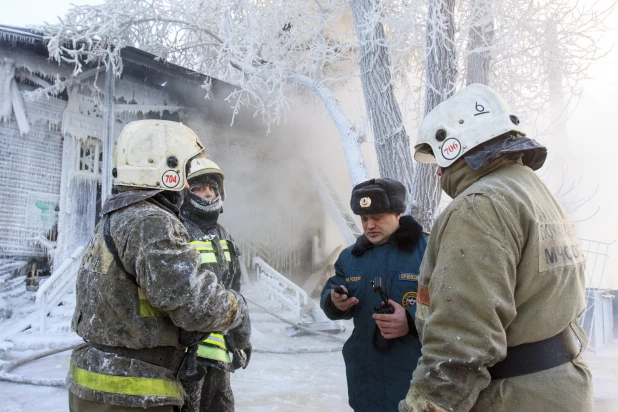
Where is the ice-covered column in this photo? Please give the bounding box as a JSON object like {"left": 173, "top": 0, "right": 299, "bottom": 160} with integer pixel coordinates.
{"left": 101, "top": 68, "right": 115, "bottom": 202}
{"left": 0, "top": 58, "right": 30, "bottom": 135}
{"left": 0, "top": 58, "right": 13, "bottom": 121}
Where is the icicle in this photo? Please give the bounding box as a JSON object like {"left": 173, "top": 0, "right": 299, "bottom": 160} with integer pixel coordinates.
{"left": 0, "top": 58, "right": 14, "bottom": 122}
{"left": 10, "top": 80, "right": 29, "bottom": 135}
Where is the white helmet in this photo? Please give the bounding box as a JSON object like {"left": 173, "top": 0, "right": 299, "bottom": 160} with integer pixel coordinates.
{"left": 187, "top": 158, "right": 226, "bottom": 200}
{"left": 415, "top": 84, "right": 525, "bottom": 168}
{"left": 114, "top": 120, "right": 206, "bottom": 191}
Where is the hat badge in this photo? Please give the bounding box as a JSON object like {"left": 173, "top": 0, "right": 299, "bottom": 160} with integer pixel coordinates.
{"left": 360, "top": 197, "right": 371, "bottom": 208}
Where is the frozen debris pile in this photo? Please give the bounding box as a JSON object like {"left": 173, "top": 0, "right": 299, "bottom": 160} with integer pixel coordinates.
{"left": 0, "top": 267, "right": 78, "bottom": 361}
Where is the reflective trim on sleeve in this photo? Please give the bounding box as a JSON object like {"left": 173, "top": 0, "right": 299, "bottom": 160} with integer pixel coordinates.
{"left": 69, "top": 361, "right": 184, "bottom": 400}
{"left": 196, "top": 344, "right": 232, "bottom": 363}
{"left": 137, "top": 287, "right": 164, "bottom": 318}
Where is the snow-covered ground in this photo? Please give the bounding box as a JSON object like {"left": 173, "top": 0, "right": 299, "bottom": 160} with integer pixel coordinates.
{"left": 0, "top": 323, "right": 354, "bottom": 412}
{"left": 1, "top": 276, "right": 617, "bottom": 412}
{"left": 2, "top": 335, "right": 618, "bottom": 411}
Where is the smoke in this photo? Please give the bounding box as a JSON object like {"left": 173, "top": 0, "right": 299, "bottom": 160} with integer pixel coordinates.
{"left": 183, "top": 101, "right": 326, "bottom": 283}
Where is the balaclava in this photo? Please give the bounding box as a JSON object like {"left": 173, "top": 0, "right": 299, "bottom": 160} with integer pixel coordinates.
{"left": 182, "top": 174, "right": 223, "bottom": 229}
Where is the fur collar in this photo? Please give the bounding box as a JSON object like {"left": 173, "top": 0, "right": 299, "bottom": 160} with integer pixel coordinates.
{"left": 351, "top": 215, "right": 423, "bottom": 256}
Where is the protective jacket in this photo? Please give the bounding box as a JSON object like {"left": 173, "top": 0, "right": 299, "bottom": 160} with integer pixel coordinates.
{"left": 321, "top": 216, "right": 427, "bottom": 412}
{"left": 67, "top": 190, "right": 245, "bottom": 409}
{"left": 400, "top": 157, "right": 593, "bottom": 412}
{"left": 182, "top": 211, "right": 242, "bottom": 367}
{"left": 182, "top": 209, "right": 244, "bottom": 412}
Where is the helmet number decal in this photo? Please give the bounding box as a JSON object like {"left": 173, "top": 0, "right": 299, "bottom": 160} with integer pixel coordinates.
{"left": 441, "top": 138, "right": 461, "bottom": 160}
{"left": 474, "top": 102, "right": 489, "bottom": 116}
{"left": 162, "top": 170, "right": 180, "bottom": 188}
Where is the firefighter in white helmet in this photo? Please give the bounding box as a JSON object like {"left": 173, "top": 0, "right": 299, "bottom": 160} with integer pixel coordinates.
{"left": 66, "top": 120, "right": 250, "bottom": 412}
{"left": 180, "top": 158, "right": 251, "bottom": 412}
{"left": 399, "top": 84, "right": 593, "bottom": 412}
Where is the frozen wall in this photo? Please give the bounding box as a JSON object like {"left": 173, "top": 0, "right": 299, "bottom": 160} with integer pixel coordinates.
{"left": 0, "top": 84, "right": 65, "bottom": 258}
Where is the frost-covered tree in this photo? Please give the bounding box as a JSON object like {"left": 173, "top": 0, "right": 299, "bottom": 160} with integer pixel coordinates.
{"left": 40, "top": 0, "right": 613, "bottom": 229}
{"left": 42, "top": 0, "right": 374, "bottom": 187}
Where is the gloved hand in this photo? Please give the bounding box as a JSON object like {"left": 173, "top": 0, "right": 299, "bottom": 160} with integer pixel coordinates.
{"left": 231, "top": 346, "right": 252, "bottom": 370}
{"left": 227, "top": 307, "right": 251, "bottom": 350}
{"left": 227, "top": 308, "right": 251, "bottom": 370}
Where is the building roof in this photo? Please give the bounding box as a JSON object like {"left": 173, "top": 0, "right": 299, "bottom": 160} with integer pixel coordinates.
{"left": 0, "top": 24, "right": 227, "bottom": 90}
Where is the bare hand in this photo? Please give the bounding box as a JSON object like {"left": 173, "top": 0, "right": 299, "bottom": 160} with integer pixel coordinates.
{"left": 330, "top": 286, "right": 359, "bottom": 312}
{"left": 373, "top": 299, "right": 409, "bottom": 339}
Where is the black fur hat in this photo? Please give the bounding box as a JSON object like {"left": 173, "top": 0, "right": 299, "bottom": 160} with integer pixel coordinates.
{"left": 350, "top": 178, "right": 407, "bottom": 215}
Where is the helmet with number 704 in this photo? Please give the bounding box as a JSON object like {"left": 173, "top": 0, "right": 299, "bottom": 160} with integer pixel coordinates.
{"left": 114, "top": 120, "right": 206, "bottom": 191}
{"left": 415, "top": 84, "right": 526, "bottom": 168}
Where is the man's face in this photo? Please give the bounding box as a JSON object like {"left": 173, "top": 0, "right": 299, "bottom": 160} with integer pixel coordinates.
{"left": 192, "top": 185, "right": 217, "bottom": 200}
{"left": 360, "top": 213, "right": 401, "bottom": 245}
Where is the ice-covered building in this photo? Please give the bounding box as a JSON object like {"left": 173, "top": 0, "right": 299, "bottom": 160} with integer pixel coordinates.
{"left": 0, "top": 25, "right": 354, "bottom": 289}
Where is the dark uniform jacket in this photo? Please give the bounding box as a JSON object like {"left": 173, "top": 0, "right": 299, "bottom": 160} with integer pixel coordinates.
{"left": 321, "top": 216, "right": 427, "bottom": 412}
{"left": 182, "top": 219, "right": 241, "bottom": 292}
{"left": 67, "top": 191, "right": 245, "bottom": 409}
{"left": 182, "top": 216, "right": 242, "bottom": 366}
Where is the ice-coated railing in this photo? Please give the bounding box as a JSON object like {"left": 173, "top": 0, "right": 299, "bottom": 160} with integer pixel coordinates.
{"left": 35, "top": 246, "right": 85, "bottom": 332}
{"left": 253, "top": 257, "right": 308, "bottom": 321}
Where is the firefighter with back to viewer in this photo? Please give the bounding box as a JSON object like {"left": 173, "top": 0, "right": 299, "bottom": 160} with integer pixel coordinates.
{"left": 66, "top": 120, "right": 250, "bottom": 412}
{"left": 399, "top": 84, "right": 593, "bottom": 412}
{"left": 179, "top": 157, "right": 251, "bottom": 412}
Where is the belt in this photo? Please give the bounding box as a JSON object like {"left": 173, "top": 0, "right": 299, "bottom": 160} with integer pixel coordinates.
{"left": 488, "top": 327, "right": 580, "bottom": 380}
{"left": 92, "top": 343, "right": 186, "bottom": 373}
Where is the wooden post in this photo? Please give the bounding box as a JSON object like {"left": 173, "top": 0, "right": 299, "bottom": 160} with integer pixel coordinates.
{"left": 101, "top": 67, "right": 116, "bottom": 203}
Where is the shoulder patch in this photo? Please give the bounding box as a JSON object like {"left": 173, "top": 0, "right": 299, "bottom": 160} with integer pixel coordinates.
{"left": 402, "top": 291, "right": 417, "bottom": 308}
{"left": 417, "top": 285, "right": 430, "bottom": 306}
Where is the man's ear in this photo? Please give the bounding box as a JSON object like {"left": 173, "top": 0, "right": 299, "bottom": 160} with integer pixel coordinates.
{"left": 395, "top": 213, "right": 401, "bottom": 221}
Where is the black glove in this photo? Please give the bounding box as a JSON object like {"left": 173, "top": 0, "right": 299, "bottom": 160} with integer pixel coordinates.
{"left": 227, "top": 311, "right": 251, "bottom": 351}
{"left": 231, "top": 346, "right": 252, "bottom": 370}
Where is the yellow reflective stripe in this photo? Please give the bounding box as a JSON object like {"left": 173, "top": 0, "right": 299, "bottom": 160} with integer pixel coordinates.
{"left": 199, "top": 252, "right": 217, "bottom": 264}
{"left": 189, "top": 241, "right": 213, "bottom": 248}
{"left": 196, "top": 344, "right": 231, "bottom": 363}
{"left": 194, "top": 246, "right": 214, "bottom": 251}
{"left": 203, "top": 333, "right": 227, "bottom": 350}
{"left": 69, "top": 361, "right": 184, "bottom": 399}
{"left": 219, "top": 240, "right": 231, "bottom": 261}
{"left": 137, "top": 288, "right": 163, "bottom": 318}
{"left": 190, "top": 241, "right": 218, "bottom": 264}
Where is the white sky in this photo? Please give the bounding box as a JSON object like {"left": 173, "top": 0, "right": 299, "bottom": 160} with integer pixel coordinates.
{"left": 1, "top": 0, "right": 617, "bottom": 286}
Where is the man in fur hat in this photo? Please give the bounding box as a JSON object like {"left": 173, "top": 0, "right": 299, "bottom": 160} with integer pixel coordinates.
{"left": 320, "top": 178, "right": 428, "bottom": 412}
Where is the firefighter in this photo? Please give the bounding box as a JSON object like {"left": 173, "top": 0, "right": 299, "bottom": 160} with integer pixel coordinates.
{"left": 399, "top": 84, "right": 593, "bottom": 412}
{"left": 180, "top": 158, "right": 251, "bottom": 412}
{"left": 320, "top": 178, "right": 428, "bottom": 411}
{"left": 66, "top": 120, "right": 250, "bottom": 412}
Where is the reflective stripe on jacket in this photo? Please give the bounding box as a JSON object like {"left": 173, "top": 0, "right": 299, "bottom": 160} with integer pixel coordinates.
{"left": 67, "top": 195, "right": 245, "bottom": 408}
{"left": 189, "top": 240, "right": 232, "bottom": 265}
{"left": 197, "top": 333, "right": 232, "bottom": 363}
